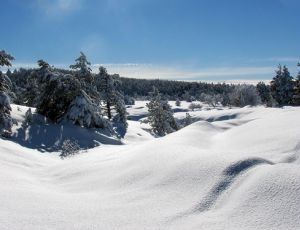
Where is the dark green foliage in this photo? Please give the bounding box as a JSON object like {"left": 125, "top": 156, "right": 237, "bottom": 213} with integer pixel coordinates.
{"left": 124, "top": 95, "right": 135, "bottom": 105}
{"left": 293, "top": 63, "right": 300, "bottom": 105}
{"left": 256, "top": 82, "right": 272, "bottom": 106}
{"left": 36, "top": 71, "right": 81, "bottom": 121}
{"left": 96, "top": 67, "right": 127, "bottom": 129}
{"left": 270, "top": 65, "right": 294, "bottom": 106}
{"left": 0, "top": 50, "right": 14, "bottom": 136}
{"left": 70, "top": 52, "right": 93, "bottom": 83}
{"left": 37, "top": 59, "right": 51, "bottom": 70}
{"left": 0, "top": 50, "right": 14, "bottom": 67}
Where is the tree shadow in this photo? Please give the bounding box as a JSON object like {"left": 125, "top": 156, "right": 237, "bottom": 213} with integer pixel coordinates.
{"left": 11, "top": 114, "right": 122, "bottom": 152}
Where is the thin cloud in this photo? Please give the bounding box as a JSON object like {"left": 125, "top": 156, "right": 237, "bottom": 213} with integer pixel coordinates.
{"left": 247, "top": 56, "right": 300, "bottom": 64}
{"left": 36, "top": 0, "right": 84, "bottom": 17}
{"left": 5, "top": 62, "right": 282, "bottom": 82}
{"left": 93, "top": 64, "right": 275, "bottom": 80}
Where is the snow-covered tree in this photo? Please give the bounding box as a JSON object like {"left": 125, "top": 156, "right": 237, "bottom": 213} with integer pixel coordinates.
{"left": 112, "top": 93, "right": 128, "bottom": 129}
{"left": 0, "top": 50, "right": 14, "bottom": 136}
{"left": 229, "top": 84, "right": 261, "bottom": 107}
{"left": 37, "top": 59, "right": 51, "bottom": 71}
{"left": 144, "top": 87, "right": 178, "bottom": 136}
{"left": 70, "top": 52, "right": 93, "bottom": 83}
{"left": 96, "top": 67, "right": 127, "bottom": 129}
{"left": 64, "top": 90, "right": 110, "bottom": 129}
{"left": 270, "top": 65, "right": 294, "bottom": 106}
{"left": 70, "top": 51, "right": 91, "bottom": 75}
{"left": 96, "top": 67, "right": 114, "bottom": 119}
{"left": 256, "top": 82, "right": 272, "bottom": 107}
{"left": 0, "top": 50, "right": 14, "bottom": 67}
{"left": 36, "top": 70, "right": 81, "bottom": 122}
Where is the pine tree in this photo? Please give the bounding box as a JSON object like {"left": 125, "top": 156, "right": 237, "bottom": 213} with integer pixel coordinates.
{"left": 0, "top": 50, "right": 14, "bottom": 136}
{"left": 293, "top": 63, "right": 300, "bottom": 105}
{"left": 96, "top": 67, "right": 113, "bottom": 119}
{"left": 70, "top": 52, "right": 93, "bottom": 83}
{"left": 144, "top": 87, "right": 178, "bottom": 136}
{"left": 270, "top": 65, "right": 294, "bottom": 106}
{"left": 96, "top": 67, "right": 127, "bottom": 129}
{"left": 36, "top": 63, "right": 82, "bottom": 121}
{"left": 0, "top": 50, "right": 14, "bottom": 67}
{"left": 256, "top": 82, "right": 272, "bottom": 106}
{"left": 37, "top": 59, "right": 51, "bottom": 70}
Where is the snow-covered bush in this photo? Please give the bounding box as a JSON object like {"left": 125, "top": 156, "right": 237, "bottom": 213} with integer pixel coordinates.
{"left": 144, "top": 87, "right": 178, "bottom": 136}
{"left": 60, "top": 139, "right": 80, "bottom": 159}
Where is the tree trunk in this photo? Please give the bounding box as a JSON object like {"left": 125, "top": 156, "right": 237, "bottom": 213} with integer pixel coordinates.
{"left": 107, "top": 101, "right": 111, "bottom": 120}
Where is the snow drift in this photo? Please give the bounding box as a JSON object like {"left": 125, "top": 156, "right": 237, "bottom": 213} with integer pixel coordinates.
{"left": 0, "top": 103, "right": 300, "bottom": 229}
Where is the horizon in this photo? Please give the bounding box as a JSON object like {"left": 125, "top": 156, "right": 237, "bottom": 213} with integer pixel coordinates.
{"left": 1, "top": 0, "right": 299, "bottom": 81}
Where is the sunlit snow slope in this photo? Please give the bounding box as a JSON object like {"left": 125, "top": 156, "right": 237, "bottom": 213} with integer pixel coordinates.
{"left": 0, "top": 103, "right": 300, "bottom": 230}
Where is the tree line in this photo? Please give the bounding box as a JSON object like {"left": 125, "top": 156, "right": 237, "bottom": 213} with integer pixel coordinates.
{"left": 0, "top": 51, "right": 127, "bottom": 137}
{"left": 0, "top": 49, "right": 299, "bottom": 137}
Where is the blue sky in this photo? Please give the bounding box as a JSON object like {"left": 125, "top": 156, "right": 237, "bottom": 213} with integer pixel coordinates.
{"left": 1, "top": 0, "right": 299, "bottom": 82}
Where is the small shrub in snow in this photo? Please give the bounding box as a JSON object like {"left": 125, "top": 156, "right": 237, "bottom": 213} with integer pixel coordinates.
{"left": 60, "top": 139, "right": 80, "bottom": 159}
{"left": 175, "top": 98, "right": 181, "bottom": 106}
{"left": 184, "top": 112, "right": 192, "bottom": 126}
{"left": 124, "top": 95, "right": 135, "bottom": 105}
{"left": 189, "top": 102, "right": 202, "bottom": 111}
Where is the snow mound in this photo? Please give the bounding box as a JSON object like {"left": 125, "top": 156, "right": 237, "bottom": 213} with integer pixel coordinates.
{"left": 0, "top": 104, "right": 300, "bottom": 229}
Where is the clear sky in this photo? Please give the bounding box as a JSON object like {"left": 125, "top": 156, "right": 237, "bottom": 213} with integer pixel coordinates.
{"left": 1, "top": 0, "right": 299, "bottom": 82}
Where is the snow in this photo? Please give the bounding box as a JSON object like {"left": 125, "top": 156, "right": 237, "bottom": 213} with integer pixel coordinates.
{"left": 1, "top": 102, "right": 300, "bottom": 229}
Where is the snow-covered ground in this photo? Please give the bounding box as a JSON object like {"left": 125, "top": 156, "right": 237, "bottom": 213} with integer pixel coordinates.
{"left": 1, "top": 102, "right": 300, "bottom": 229}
